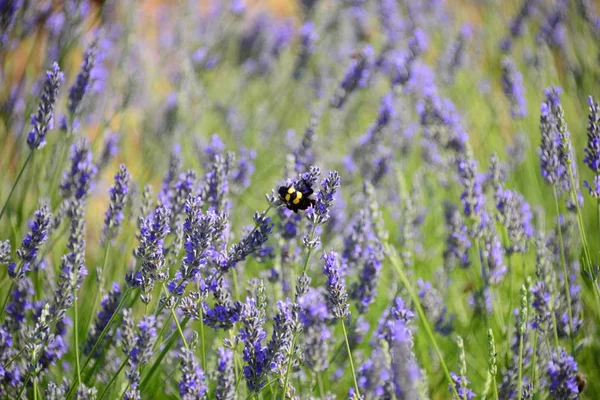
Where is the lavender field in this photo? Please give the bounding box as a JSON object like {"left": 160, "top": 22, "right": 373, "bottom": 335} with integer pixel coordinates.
{"left": 1, "top": 0, "right": 600, "bottom": 398}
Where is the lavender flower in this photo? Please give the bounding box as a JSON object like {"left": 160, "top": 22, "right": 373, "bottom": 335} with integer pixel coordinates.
{"left": 495, "top": 188, "right": 534, "bottom": 254}
{"left": 499, "top": 287, "right": 532, "bottom": 399}
{"left": 449, "top": 337, "right": 475, "bottom": 400}
{"left": 417, "top": 279, "right": 454, "bottom": 335}
{"left": 539, "top": 88, "right": 563, "bottom": 186}
{"left": 103, "top": 164, "right": 131, "bottom": 242}
{"left": 222, "top": 212, "right": 273, "bottom": 273}
{"left": 158, "top": 144, "right": 182, "bottom": 208}
{"left": 389, "top": 29, "right": 428, "bottom": 87}
{"left": 499, "top": 0, "right": 538, "bottom": 52}
{"left": 439, "top": 24, "right": 472, "bottom": 84}
{"left": 239, "top": 298, "right": 269, "bottom": 393}
{"left": 376, "top": 0, "right": 403, "bottom": 43}
{"left": 27, "top": 62, "right": 64, "bottom": 150}
{"left": 348, "top": 93, "right": 395, "bottom": 181}
{"left": 418, "top": 93, "right": 469, "bottom": 162}
{"left": 330, "top": 45, "right": 374, "bottom": 108}
{"left": 536, "top": 0, "right": 567, "bottom": 49}
{"left": 584, "top": 96, "right": 600, "bottom": 196}
{"left": 531, "top": 233, "right": 555, "bottom": 333}
{"left": 322, "top": 251, "right": 349, "bottom": 319}
{"left": 389, "top": 319, "right": 422, "bottom": 399}
{"left": 557, "top": 261, "right": 583, "bottom": 338}
{"left": 170, "top": 170, "right": 198, "bottom": 219}
{"left": 0, "top": 0, "right": 20, "bottom": 45}
{"left": 539, "top": 85, "right": 581, "bottom": 208}
{"left": 75, "top": 384, "right": 97, "bottom": 398}
{"left": 97, "top": 131, "right": 119, "bottom": 172}
{"left": 125, "top": 315, "right": 158, "bottom": 399}
{"left": 293, "top": 21, "right": 317, "bottom": 80}
{"left": 178, "top": 347, "right": 207, "bottom": 399}
{"left": 202, "top": 152, "right": 233, "bottom": 213}
{"left": 547, "top": 347, "right": 579, "bottom": 399}
{"left": 68, "top": 39, "right": 98, "bottom": 116}
{"left": 486, "top": 152, "right": 507, "bottom": 193}
{"left": 298, "top": 288, "right": 330, "bottom": 373}
{"left": 45, "top": 381, "right": 67, "bottom": 399}
{"left": 84, "top": 282, "right": 121, "bottom": 357}
{"left": 291, "top": 112, "right": 319, "bottom": 176}
{"left": 482, "top": 217, "right": 507, "bottom": 285}
{"left": 0, "top": 240, "right": 10, "bottom": 265}
{"left": 132, "top": 205, "right": 171, "bottom": 303}
{"left": 443, "top": 202, "right": 471, "bottom": 270}
{"left": 351, "top": 243, "right": 383, "bottom": 314}
{"left": 266, "top": 299, "right": 295, "bottom": 383}
{"left": 59, "top": 138, "right": 98, "bottom": 202}
{"left": 5, "top": 278, "right": 33, "bottom": 333}
{"left": 357, "top": 338, "right": 393, "bottom": 398}
{"left": 8, "top": 204, "right": 53, "bottom": 280}
{"left": 215, "top": 347, "right": 235, "bottom": 400}
{"left": 501, "top": 56, "right": 527, "bottom": 119}
{"left": 180, "top": 195, "right": 226, "bottom": 281}
{"left": 449, "top": 373, "right": 475, "bottom": 400}
{"left": 457, "top": 155, "right": 485, "bottom": 220}
{"left": 307, "top": 170, "right": 341, "bottom": 226}
{"left": 202, "top": 276, "right": 241, "bottom": 330}
{"left": 579, "top": 0, "right": 600, "bottom": 39}
{"left": 507, "top": 133, "right": 530, "bottom": 171}
{"left": 52, "top": 200, "right": 88, "bottom": 322}
{"left": 231, "top": 148, "right": 256, "bottom": 192}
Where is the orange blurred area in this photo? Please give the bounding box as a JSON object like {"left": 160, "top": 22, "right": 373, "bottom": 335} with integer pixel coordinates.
{"left": 141, "top": 0, "right": 298, "bottom": 17}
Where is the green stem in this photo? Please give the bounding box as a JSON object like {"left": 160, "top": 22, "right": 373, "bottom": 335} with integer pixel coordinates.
{"left": 85, "top": 346, "right": 108, "bottom": 384}
{"left": 199, "top": 307, "right": 206, "bottom": 370}
{"left": 301, "top": 225, "right": 318, "bottom": 275}
{"left": 139, "top": 317, "right": 189, "bottom": 392}
{"left": 530, "top": 331, "right": 538, "bottom": 396}
{"left": 492, "top": 372, "right": 499, "bottom": 400}
{"left": 0, "top": 281, "right": 16, "bottom": 321}
{"left": 16, "top": 369, "right": 32, "bottom": 399}
{"left": 517, "top": 326, "right": 524, "bottom": 400}
{"left": 385, "top": 243, "right": 460, "bottom": 399}
{"left": 245, "top": 378, "right": 279, "bottom": 400}
{"left": 120, "top": 382, "right": 131, "bottom": 399}
{"left": 282, "top": 331, "right": 298, "bottom": 397}
{"left": 566, "top": 167, "right": 592, "bottom": 269}
{"left": 84, "top": 243, "right": 111, "bottom": 335}
{"left": 3, "top": 346, "right": 25, "bottom": 368}
{"left": 597, "top": 199, "right": 600, "bottom": 265}
{"left": 162, "top": 284, "right": 189, "bottom": 350}
{"left": 99, "top": 356, "right": 130, "bottom": 400}
{"left": 73, "top": 295, "right": 82, "bottom": 389}
{"left": 282, "top": 221, "right": 319, "bottom": 396}
{"left": 564, "top": 165, "right": 600, "bottom": 322}
{"left": 66, "top": 287, "right": 133, "bottom": 398}
{"left": 341, "top": 319, "right": 360, "bottom": 397}
{"left": 171, "top": 308, "right": 189, "bottom": 349}
{"left": 550, "top": 296, "right": 560, "bottom": 349}
{"left": 33, "top": 377, "right": 38, "bottom": 400}
{"left": 0, "top": 150, "right": 33, "bottom": 222}
{"left": 552, "top": 186, "right": 575, "bottom": 354}
{"left": 317, "top": 373, "right": 325, "bottom": 399}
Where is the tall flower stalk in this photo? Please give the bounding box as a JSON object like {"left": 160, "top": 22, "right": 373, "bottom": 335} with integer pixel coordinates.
{"left": 0, "top": 63, "right": 63, "bottom": 222}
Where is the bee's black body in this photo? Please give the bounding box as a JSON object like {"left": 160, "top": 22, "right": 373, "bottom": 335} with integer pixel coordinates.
{"left": 278, "top": 179, "right": 316, "bottom": 213}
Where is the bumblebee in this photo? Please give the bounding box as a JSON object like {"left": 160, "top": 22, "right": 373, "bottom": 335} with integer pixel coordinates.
{"left": 278, "top": 179, "right": 316, "bottom": 213}
{"left": 576, "top": 373, "right": 586, "bottom": 393}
